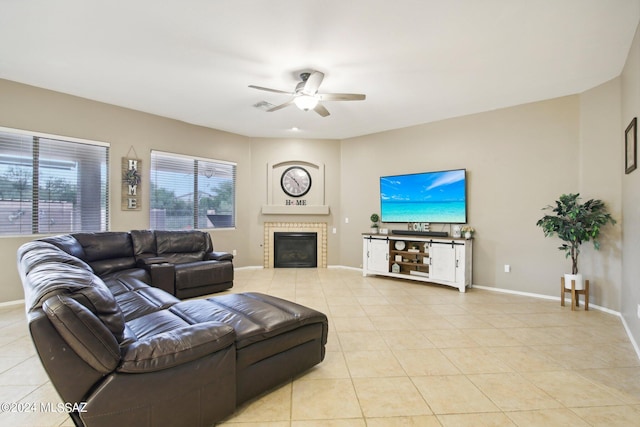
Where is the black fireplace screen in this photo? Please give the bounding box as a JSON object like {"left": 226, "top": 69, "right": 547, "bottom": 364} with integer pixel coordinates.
{"left": 274, "top": 232, "right": 318, "bottom": 268}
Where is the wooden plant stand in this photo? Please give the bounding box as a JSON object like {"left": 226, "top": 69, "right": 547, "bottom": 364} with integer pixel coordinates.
{"left": 560, "top": 276, "right": 589, "bottom": 311}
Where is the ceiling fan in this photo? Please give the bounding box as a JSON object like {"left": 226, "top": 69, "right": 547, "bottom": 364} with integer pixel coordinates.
{"left": 249, "top": 70, "right": 366, "bottom": 117}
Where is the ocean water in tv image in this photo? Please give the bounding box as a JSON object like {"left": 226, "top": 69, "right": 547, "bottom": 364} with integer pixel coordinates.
{"left": 380, "top": 169, "right": 467, "bottom": 223}
{"left": 381, "top": 201, "right": 466, "bottom": 223}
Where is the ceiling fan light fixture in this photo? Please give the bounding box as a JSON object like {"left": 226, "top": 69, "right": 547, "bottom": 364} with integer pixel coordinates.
{"left": 294, "top": 95, "right": 318, "bottom": 111}
{"left": 249, "top": 70, "right": 365, "bottom": 117}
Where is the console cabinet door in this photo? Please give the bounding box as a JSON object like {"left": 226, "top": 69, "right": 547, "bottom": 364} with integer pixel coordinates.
{"left": 454, "top": 244, "right": 467, "bottom": 286}
{"left": 429, "top": 241, "right": 456, "bottom": 282}
{"left": 366, "top": 238, "right": 389, "bottom": 273}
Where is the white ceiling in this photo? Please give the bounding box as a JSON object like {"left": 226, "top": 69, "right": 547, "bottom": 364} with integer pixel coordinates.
{"left": 1, "top": 1, "right": 639, "bottom": 139}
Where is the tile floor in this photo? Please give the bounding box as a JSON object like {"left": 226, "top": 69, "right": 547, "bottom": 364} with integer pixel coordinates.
{"left": 1, "top": 267, "right": 639, "bottom": 426}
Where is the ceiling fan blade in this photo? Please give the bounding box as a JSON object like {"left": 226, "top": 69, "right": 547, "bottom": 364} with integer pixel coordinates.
{"left": 267, "top": 99, "right": 295, "bottom": 112}
{"left": 318, "top": 93, "right": 366, "bottom": 101}
{"left": 313, "top": 103, "right": 330, "bottom": 117}
{"left": 248, "top": 85, "right": 292, "bottom": 95}
{"left": 302, "top": 71, "right": 325, "bottom": 95}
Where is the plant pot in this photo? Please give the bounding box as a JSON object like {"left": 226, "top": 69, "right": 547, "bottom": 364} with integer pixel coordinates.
{"left": 464, "top": 231, "right": 472, "bottom": 239}
{"left": 564, "top": 273, "right": 584, "bottom": 290}
{"left": 370, "top": 227, "right": 378, "bottom": 234}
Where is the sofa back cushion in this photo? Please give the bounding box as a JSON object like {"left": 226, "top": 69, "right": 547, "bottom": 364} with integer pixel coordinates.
{"left": 73, "top": 232, "right": 136, "bottom": 275}
{"left": 39, "top": 234, "right": 87, "bottom": 260}
{"left": 131, "top": 229, "right": 157, "bottom": 260}
{"left": 43, "top": 294, "right": 121, "bottom": 374}
{"left": 18, "top": 241, "right": 92, "bottom": 274}
{"left": 155, "top": 230, "right": 208, "bottom": 264}
{"left": 22, "top": 261, "right": 126, "bottom": 342}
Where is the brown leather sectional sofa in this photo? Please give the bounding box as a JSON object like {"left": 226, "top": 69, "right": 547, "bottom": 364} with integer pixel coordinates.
{"left": 43, "top": 230, "right": 234, "bottom": 298}
{"left": 17, "top": 230, "right": 328, "bottom": 427}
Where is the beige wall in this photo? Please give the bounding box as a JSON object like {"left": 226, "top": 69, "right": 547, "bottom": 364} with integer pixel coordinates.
{"left": 621, "top": 24, "right": 640, "bottom": 349}
{"left": 0, "top": 79, "right": 252, "bottom": 302}
{"left": 341, "top": 97, "right": 589, "bottom": 299}
{"left": 248, "top": 137, "right": 342, "bottom": 265}
{"left": 578, "top": 78, "right": 623, "bottom": 310}
{"left": 0, "top": 71, "right": 631, "bottom": 323}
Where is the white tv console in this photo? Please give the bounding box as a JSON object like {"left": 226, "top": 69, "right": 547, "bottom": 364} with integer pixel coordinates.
{"left": 362, "top": 233, "right": 472, "bottom": 292}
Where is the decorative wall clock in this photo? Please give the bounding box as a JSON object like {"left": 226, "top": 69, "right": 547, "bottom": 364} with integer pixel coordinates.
{"left": 280, "top": 166, "right": 312, "bottom": 197}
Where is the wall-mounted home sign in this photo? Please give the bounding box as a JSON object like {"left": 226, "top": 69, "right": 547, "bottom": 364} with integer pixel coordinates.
{"left": 122, "top": 157, "right": 141, "bottom": 210}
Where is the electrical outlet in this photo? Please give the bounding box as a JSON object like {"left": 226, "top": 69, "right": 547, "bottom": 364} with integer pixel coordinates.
{"left": 637, "top": 304, "right": 640, "bottom": 319}
{"left": 332, "top": 227, "right": 337, "bottom": 234}
{"left": 504, "top": 264, "right": 511, "bottom": 273}
{"left": 232, "top": 249, "right": 237, "bottom": 256}
{"left": 345, "top": 217, "right": 349, "bottom": 224}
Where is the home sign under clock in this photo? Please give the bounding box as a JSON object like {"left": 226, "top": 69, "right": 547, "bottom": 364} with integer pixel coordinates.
{"left": 281, "top": 166, "right": 312, "bottom": 198}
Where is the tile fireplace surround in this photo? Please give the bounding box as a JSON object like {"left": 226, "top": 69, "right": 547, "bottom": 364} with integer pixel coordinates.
{"left": 263, "top": 222, "right": 327, "bottom": 268}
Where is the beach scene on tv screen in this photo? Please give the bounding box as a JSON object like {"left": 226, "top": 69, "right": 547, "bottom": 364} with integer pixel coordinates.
{"left": 380, "top": 169, "right": 466, "bottom": 223}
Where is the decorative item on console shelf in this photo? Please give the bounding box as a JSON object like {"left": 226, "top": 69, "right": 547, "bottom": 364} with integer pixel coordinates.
{"left": 408, "top": 222, "right": 430, "bottom": 232}
{"left": 400, "top": 223, "right": 475, "bottom": 238}
{"left": 461, "top": 225, "right": 475, "bottom": 239}
{"left": 370, "top": 213, "right": 380, "bottom": 234}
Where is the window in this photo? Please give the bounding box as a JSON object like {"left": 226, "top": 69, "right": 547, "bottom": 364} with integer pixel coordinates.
{"left": 0, "top": 127, "right": 109, "bottom": 235}
{"left": 150, "top": 151, "right": 236, "bottom": 230}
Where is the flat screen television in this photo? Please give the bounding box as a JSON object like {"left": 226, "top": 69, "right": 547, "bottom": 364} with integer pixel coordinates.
{"left": 380, "top": 168, "right": 467, "bottom": 223}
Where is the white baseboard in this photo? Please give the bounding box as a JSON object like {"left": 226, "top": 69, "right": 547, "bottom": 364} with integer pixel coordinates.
{"left": 620, "top": 315, "right": 640, "bottom": 360}
{"left": 471, "top": 284, "right": 620, "bottom": 315}
{"left": 0, "top": 299, "right": 24, "bottom": 308}
{"left": 235, "top": 265, "right": 362, "bottom": 271}
{"left": 464, "top": 284, "right": 639, "bottom": 360}
{"left": 328, "top": 265, "right": 361, "bottom": 271}
{"left": 350, "top": 267, "right": 639, "bottom": 361}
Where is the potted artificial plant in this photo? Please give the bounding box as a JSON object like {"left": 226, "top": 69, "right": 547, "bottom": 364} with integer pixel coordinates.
{"left": 536, "top": 193, "right": 616, "bottom": 290}
{"left": 370, "top": 213, "right": 380, "bottom": 234}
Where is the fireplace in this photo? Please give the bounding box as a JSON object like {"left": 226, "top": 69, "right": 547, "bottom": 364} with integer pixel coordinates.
{"left": 274, "top": 232, "right": 317, "bottom": 268}
{"left": 263, "top": 222, "right": 327, "bottom": 268}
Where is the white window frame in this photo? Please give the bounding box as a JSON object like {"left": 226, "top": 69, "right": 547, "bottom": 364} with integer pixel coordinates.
{"left": 0, "top": 126, "right": 110, "bottom": 236}
{"left": 150, "top": 150, "right": 236, "bottom": 230}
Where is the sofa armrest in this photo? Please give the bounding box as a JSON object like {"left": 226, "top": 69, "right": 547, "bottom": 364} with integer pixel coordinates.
{"left": 118, "top": 321, "right": 235, "bottom": 373}
{"left": 136, "top": 258, "right": 176, "bottom": 294}
{"left": 136, "top": 256, "right": 169, "bottom": 267}
{"left": 149, "top": 263, "right": 175, "bottom": 294}
{"left": 207, "top": 251, "right": 234, "bottom": 262}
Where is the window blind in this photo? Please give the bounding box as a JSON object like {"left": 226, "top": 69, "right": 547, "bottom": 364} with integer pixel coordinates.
{"left": 150, "top": 151, "right": 236, "bottom": 230}
{"left": 0, "top": 127, "right": 109, "bottom": 235}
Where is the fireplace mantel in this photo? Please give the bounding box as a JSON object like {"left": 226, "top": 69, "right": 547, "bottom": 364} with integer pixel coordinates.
{"left": 261, "top": 205, "right": 329, "bottom": 215}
